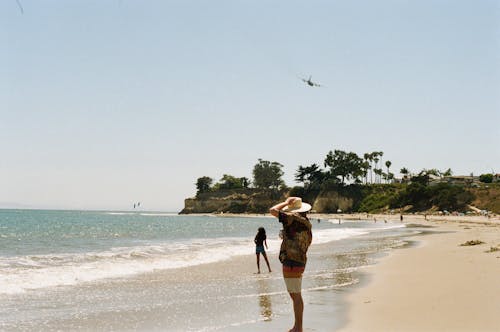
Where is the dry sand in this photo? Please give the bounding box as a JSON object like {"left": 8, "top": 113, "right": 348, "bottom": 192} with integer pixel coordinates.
{"left": 338, "top": 215, "right": 500, "bottom": 332}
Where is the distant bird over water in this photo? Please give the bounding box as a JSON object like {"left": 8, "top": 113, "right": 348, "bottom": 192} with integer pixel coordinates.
{"left": 300, "top": 75, "right": 322, "bottom": 87}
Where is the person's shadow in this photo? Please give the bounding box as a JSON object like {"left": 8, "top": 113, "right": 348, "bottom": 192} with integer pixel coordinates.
{"left": 257, "top": 278, "right": 273, "bottom": 321}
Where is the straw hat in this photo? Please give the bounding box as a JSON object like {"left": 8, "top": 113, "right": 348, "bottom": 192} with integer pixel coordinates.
{"left": 282, "top": 198, "right": 312, "bottom": 213}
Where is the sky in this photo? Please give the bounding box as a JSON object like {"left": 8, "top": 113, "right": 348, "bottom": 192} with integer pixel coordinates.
{"left": 1, "top": 0, "right": 499, "bottom": 211}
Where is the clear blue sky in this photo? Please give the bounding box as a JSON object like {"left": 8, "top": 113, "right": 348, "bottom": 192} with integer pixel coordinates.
{"left": 1, "top": 1, "right": 499, "bottom": 211}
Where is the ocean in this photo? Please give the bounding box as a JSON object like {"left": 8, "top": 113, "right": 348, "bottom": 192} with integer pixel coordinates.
{"left": 0, "top": 209, "right": 419, "bottom": 331}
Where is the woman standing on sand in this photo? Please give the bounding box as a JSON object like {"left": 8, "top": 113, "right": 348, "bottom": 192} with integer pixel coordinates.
{"left": 254, "top": 227, "right": 272, "bottom": 273}
{"left": 269, "top": 196, "right": 312, "bottom": 332}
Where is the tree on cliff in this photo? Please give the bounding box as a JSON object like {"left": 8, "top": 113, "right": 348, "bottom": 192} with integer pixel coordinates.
{"left": 372, "top": 151, "right": 384, "bottom": 183}
{"left": 324, "top": 150, "right": 365, "bottom": 185}
{"left": 363, "top": 153, "right": 371, "bottom": 184}
{"left": 295, "top": 163, "right": 325, "bottom": 188}
{"left": 214, "top": 174, "right": 250, "bottom": 190}
{"left": 252, "top": 159, "right": 285, "bottom": 190}
{"left": 196, "top": 176, "right": 213, "bottom": 195}
{"left": 385, "top": 160, "right": 392, "bottom": 183}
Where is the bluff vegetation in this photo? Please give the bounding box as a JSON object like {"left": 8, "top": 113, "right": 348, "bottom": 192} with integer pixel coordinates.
{"left": 180, "top": 151, "right": 499, "bottom": 214}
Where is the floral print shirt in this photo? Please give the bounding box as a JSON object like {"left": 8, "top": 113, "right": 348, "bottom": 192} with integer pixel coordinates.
{"left": 278, "top": 211, "right": 312, "bottom": 266}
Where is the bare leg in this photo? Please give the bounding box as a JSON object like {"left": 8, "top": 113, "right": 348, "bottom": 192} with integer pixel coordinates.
{"left": 287, "top": 292, "right": 303, "bottom": 332}
{"left": 262, "top": 252, "right": 272, "bottom": 272}
{"left": 256, "top": 253, "right": 260, "bottom": 273}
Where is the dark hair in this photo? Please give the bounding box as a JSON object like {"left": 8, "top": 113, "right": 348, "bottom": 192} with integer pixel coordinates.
{"left": 255, "top": 227, "right": 266, "bottom": 243}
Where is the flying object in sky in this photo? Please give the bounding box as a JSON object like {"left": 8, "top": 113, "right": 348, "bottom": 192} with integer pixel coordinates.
{"left": 300, "top": 75, "right": 322, "bottom": 87}
{"left": 15, "top": 0, "right": 24, "bottom": 14}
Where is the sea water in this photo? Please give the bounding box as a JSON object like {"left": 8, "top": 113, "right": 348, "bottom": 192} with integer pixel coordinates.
{"left": 0, "top": 209, "right": 415, "bottom": 331}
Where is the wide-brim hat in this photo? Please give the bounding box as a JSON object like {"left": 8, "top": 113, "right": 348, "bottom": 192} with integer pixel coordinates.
{"left": 282, "top": 198, "right": 312, "bottom": 213}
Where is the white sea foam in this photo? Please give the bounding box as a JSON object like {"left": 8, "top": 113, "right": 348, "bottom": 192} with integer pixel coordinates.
{"left": 313, "top": 227, "right": 369, "bottom": 244}
{"left": 0, "top": 238, "right": 252, "bottom": 295}
{"left": 0, "top": 226, "right": 387, "bottom": 295}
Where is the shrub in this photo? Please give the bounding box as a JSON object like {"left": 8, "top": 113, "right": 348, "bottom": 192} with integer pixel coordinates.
{"left": 479, "top": 174, "right": 493, "bottom": 183}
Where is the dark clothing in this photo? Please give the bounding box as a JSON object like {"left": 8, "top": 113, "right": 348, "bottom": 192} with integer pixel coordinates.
{"left": 281, "top": 259, "right": 305, "bottom": 267}
{"left": 278, "top": 211, "right": 312, "bottom": 266}
{"left": 254, "top": 233, "right": 266, "bottom": 247}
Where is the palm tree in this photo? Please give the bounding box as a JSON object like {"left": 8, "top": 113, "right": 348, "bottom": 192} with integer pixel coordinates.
{"left": 373, "top": 153, "right": 380, "bottom": 184}
{"left": 374, "top": 168, "right": 383, "bottom": 184}
{"left": 295, "top": 164, "right": 323, "bottom": 188}
{"left": 400, "top": 167, "right": 409, "bottom": 183}
{"left": 377, "top": 151, "right": 384, "bottom": 183}
{"left": 363, "top": 153, "right": 372, "bottom": 184}
{"left": 385, "top": 160, "right": 392, "bottom": 183}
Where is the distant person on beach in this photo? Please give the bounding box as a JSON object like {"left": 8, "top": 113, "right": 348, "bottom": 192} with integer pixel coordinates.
{"left": 254, "top": 227, "right": 272, "bottom": 273}
{"left": 270, "top": 197, "right": 312, "bottom": 332}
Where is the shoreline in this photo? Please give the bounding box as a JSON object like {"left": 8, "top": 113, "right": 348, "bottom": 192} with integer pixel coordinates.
{"left": 337, "top": 216, "right": 500, "bottom": 332}
{"left": 188, "top": 211, "right": 500, "bottom": 225}
{"left": 3, "top": 212, "right": 499, "bottom": 331}
{"left": 0, "top": 213, "right": 413, "bottom": 331}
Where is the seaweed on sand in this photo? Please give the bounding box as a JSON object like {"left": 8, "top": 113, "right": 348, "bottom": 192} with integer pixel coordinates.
{"left": 459, "top": 240, "right": 485, "bottom": 246}
{"left": 485, "top": 246, "right": 499, "bottom": 253}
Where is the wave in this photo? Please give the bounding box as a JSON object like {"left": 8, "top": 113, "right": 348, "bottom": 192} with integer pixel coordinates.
{"left": 0, "top": 226, "right": 385, "bottom": 295}
{"left": 313, "top": 228, "right": 368, "bottom": 244}
{"left": 0, "top": 238, "right": 252, "bottom": 295}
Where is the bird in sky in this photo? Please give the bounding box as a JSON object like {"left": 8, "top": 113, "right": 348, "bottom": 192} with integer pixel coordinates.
{"left": 300, "top": 75, "right": 322, "bottom": 87}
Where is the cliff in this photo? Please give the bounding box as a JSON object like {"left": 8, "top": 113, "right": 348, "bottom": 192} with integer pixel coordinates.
{"left": 180, "top": 189, "right": 356, "bottom": 214}
{"left": 180, "top": 183, "right": 500, "bottom": 215}
{"left": 469, "top": 184, "right": 500, "bottom": 214}
{"left": 180, "top": 189, "right": 287, "bottom": 214}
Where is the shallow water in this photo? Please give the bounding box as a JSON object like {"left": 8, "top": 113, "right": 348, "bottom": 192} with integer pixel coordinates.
{"left": 0, "top": 209, "right": 416, "bottom": 331}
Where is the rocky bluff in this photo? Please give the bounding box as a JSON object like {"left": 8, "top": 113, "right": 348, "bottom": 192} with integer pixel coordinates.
{"left": 180, "top": 188, "right": 354, "bottom": 214}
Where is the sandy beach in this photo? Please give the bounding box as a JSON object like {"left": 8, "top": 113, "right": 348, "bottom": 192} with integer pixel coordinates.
{"left": 157, "top": 211, "right": 500, "bottom": 331}
{"left": 223, "top": 212, "right": 500, "bottom": 331}
{"left": 171, "top": 212, "right": 500, "bottom": 331}
{"left": 337, "top": 214, "right": 500, "bottom": 332}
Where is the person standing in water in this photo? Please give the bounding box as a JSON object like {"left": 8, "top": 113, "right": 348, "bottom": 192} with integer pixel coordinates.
{"left": 270, "top": 197, "right": 312, "bottom": 332}
{"left": 254, "top": 227, "right": 272, "bottom": 273}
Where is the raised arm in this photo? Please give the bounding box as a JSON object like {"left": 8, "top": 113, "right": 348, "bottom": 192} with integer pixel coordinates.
{"left": 269, "top": 197, "right": 298, "bottom": 218}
